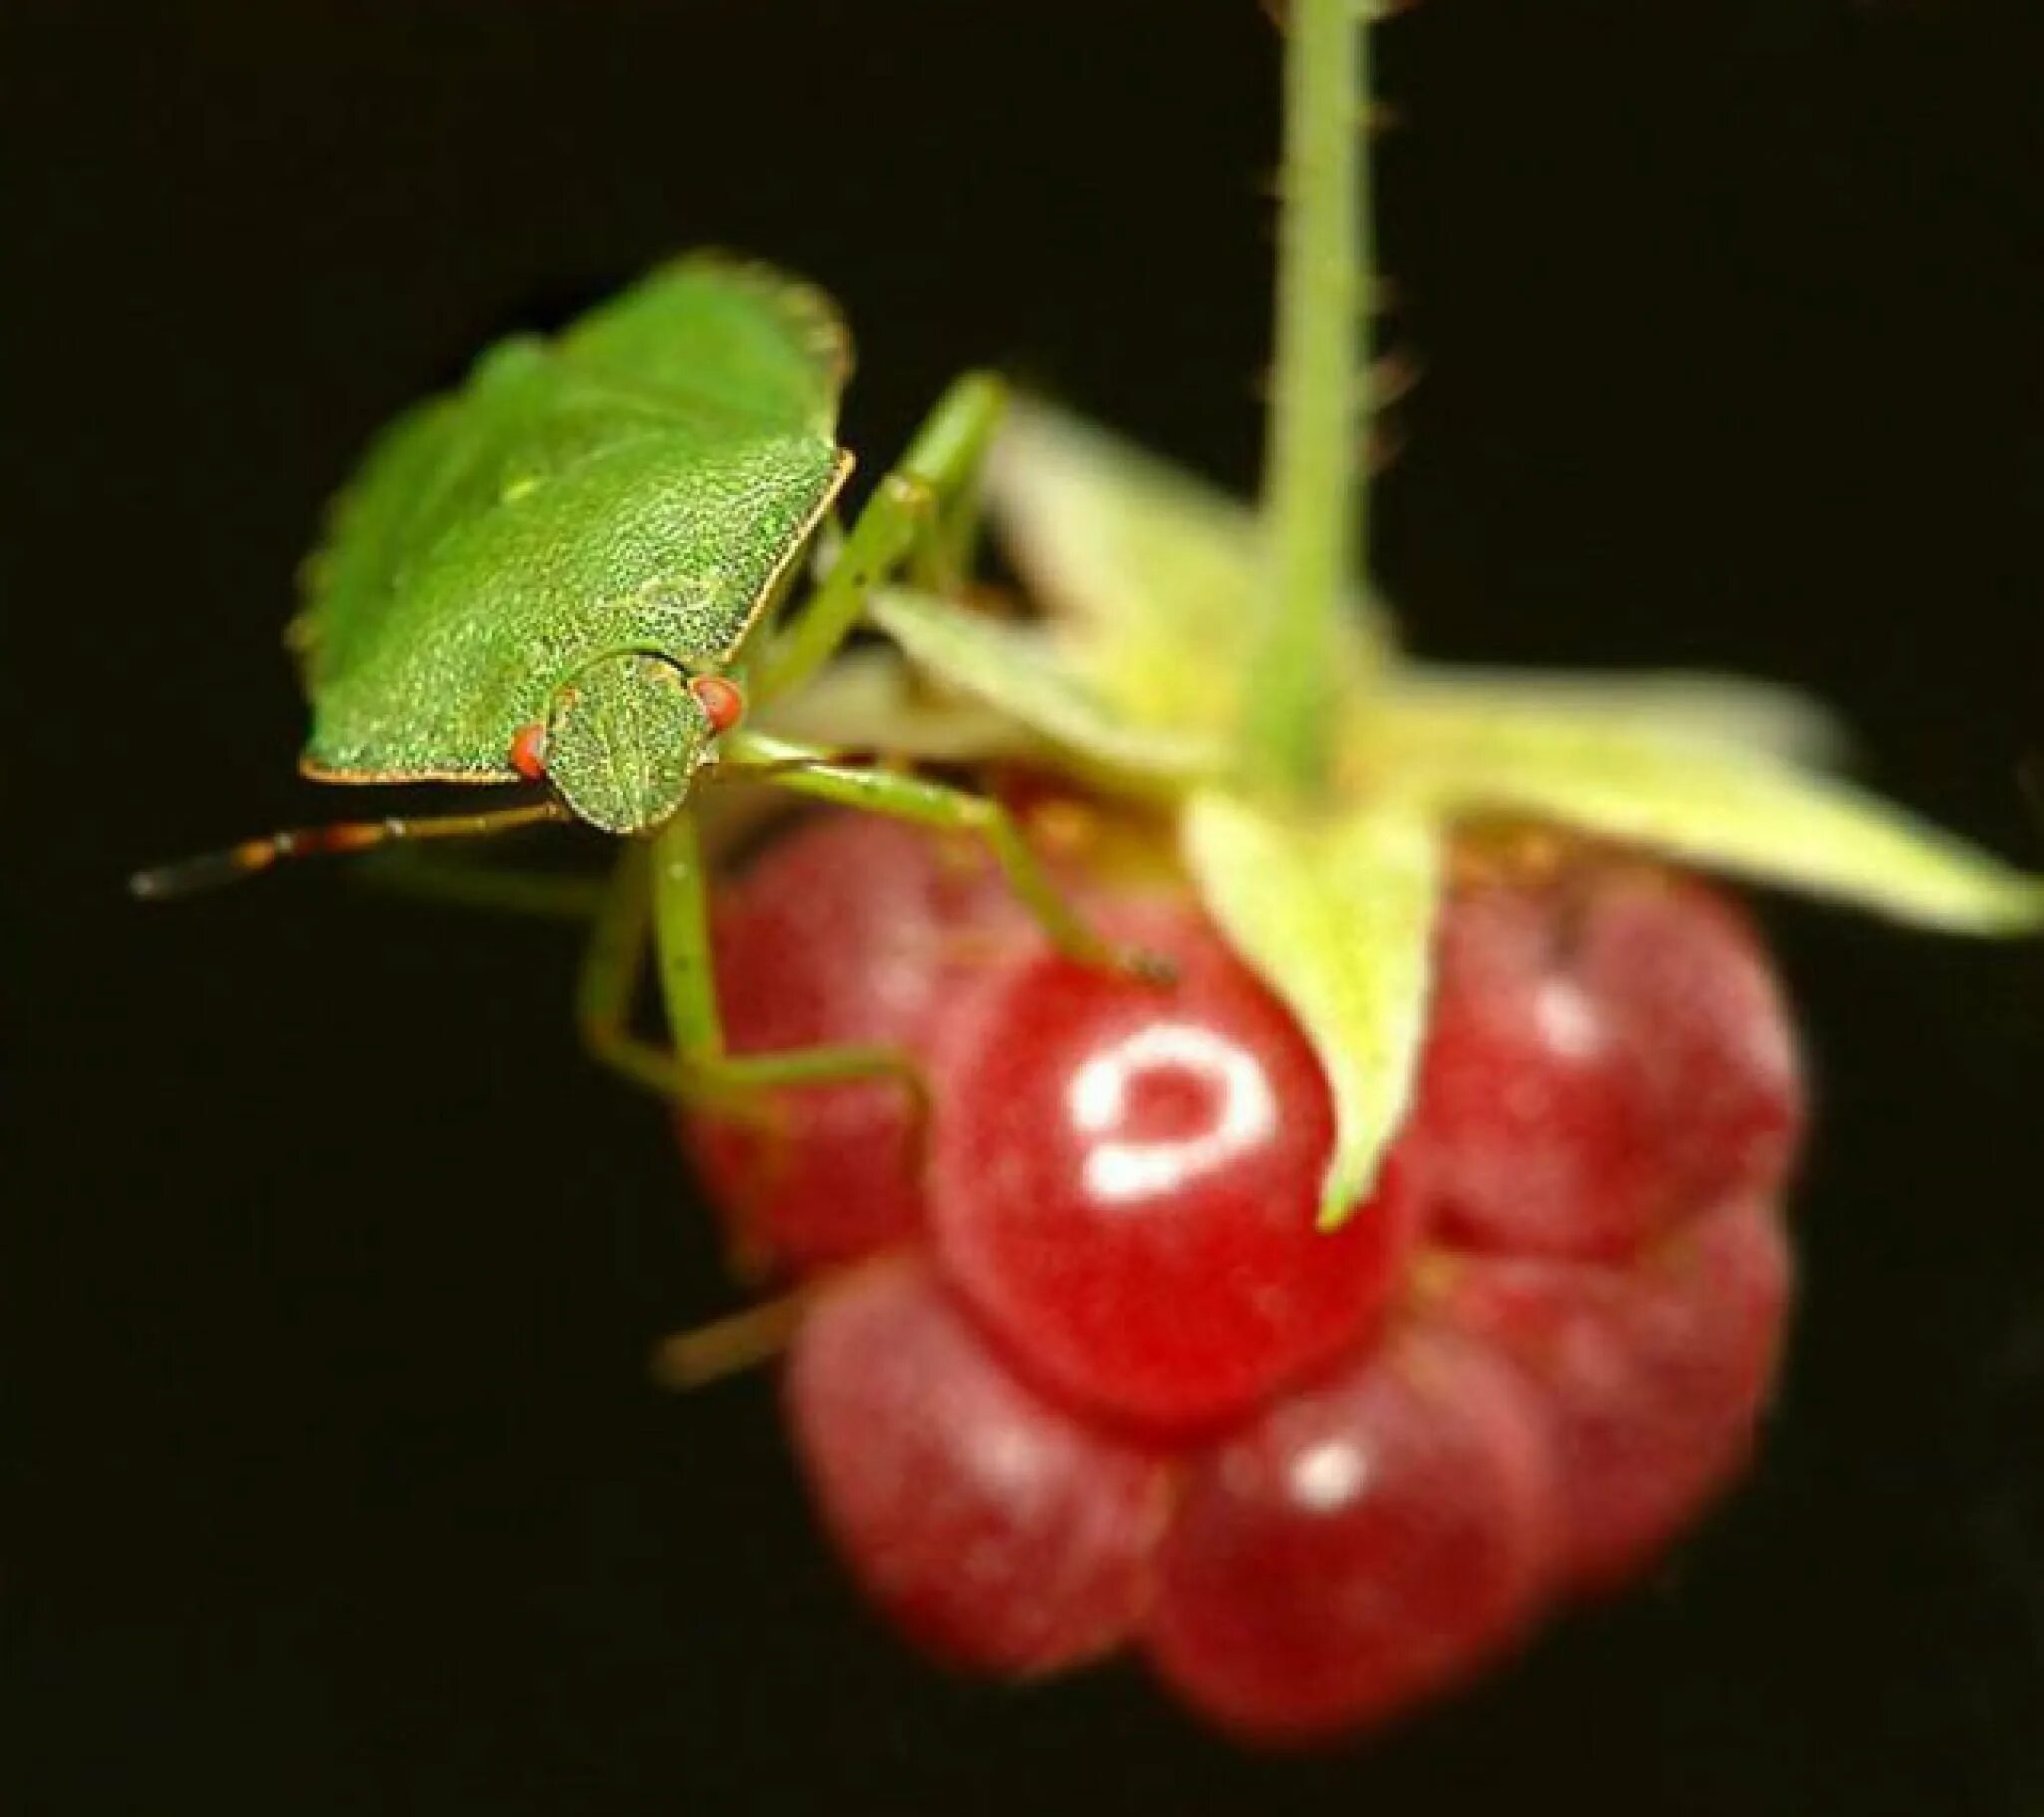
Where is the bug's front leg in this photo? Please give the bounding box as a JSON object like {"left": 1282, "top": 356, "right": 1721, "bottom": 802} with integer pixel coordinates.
{"left": 575, "top": 840, "right": 675, "bottom": 1098}
{"left": 756, "top": 370, "right": 1006, "bottom": 704}
{"left": 579, "top": 814, "right": 928, "bottom": 1378}
{"left": 574, "top": 812, "right": 927, "bottom": 1120}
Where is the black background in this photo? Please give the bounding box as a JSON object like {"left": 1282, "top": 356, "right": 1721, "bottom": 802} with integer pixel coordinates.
{"left": 9, "top": 2, "right": 2044, "bottom": 1814}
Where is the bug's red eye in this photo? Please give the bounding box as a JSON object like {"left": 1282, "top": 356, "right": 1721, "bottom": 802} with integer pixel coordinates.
{"left": 690, "top": 674, "right": 746, "bottom": 734}
{"left": 509, "top": 721, "right": 549, "bottom": 781}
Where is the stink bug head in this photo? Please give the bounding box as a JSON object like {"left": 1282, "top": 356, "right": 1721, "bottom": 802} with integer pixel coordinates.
{"left": 533, "top": 653, "right": 738, "bottom": 836}
{"left": 126, "top": 650, "right": 749, "bottom": 899}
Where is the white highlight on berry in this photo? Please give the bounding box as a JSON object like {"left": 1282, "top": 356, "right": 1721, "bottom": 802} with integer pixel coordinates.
{"left": 1533, "top": 977, "right": 1606, "bottom": 1062}
{"left": 1287, "top": 1437, "right": 1374, "bottom": 1513}
{"left": 963, "top": 1418, "right": 1057, "bottom": 1498}
{"left": 1068, "top": 1020, "right": 1277, "bottom": 1204}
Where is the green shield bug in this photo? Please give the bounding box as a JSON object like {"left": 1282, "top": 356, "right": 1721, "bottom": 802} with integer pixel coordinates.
{"left": 134, "top": 253, "right": 1145, "bottom": 1111}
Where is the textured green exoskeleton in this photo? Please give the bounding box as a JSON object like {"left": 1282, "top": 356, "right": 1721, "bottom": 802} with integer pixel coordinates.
{"left": 289, "top": 260, "right": 854, "bottom": 832}
{"left": 135, "top": 254, "right": 1137, "bottom": 1111}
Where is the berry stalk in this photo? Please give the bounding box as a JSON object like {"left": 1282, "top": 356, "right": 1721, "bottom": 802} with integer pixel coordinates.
{"left": 1245, "top": 0, "right": 1370, "bottom": 802}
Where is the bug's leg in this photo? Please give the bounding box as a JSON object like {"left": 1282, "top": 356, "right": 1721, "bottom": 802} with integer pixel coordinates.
{"left": 577, "top": 813, "right": 929, "bottom": 1113}
{"left": 737, "top": 746, "right": 1171, "bottom": 983}
{"left": 608, "top": 817, "right": 926, "bottom": 1383}
{"left": 574, "top": 840, "right": 689, "bottom": 1100}
{"left": 648, "top": 809, "right": 935, "bottom": 1268}
{"left": 757, "top": 370, "right": 1007, "bottom": 704}
{"left": 354, "top": 848, "right": 607, "bottom": 920}
{"left": 648, "top": 1278, "right": 844, "bottom": 1389}
{"left": 645, "top": 811, "right": 929, "bottom": 1102}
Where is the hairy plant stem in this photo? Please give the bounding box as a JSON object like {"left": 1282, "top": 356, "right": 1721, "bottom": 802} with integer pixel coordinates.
{"left": 1244, "top": 0, "right": 1369, "bottom": 804}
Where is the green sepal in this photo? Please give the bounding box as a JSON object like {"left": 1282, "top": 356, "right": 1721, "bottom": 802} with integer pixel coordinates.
{"left": 985, "top": 399, "right": 1387, "bottom": 738}
{"left": 1181, "top": 791, "right": 1443, "bottom": 1229}
{"left": 867, "top": 587, "right": 1224, "bottom": 784}
{"left": 1364, "top": 688, "right": 2044, "bottom": 934}
{"left": 1390, "top": 662, "right": 1849, "bottom": 767}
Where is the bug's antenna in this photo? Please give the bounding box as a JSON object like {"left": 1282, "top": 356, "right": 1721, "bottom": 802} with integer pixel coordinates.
{"left": 129, "top": 800, "right": 573, "bottom": 901}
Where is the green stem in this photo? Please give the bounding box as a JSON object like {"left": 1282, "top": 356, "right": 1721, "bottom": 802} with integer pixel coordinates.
{"left": 1244, "top": 0, "right": 1368, "bottom": 802}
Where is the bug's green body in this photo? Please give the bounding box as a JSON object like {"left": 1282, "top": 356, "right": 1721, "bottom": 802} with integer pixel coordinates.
{"left": 291, "top": 257, "right": 852, "bottom": 830}
{"left": 133, "top": 248, "right": 1140, "bottom": 1117}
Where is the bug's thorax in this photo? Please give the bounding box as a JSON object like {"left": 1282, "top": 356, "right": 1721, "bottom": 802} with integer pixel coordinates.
{"left": 539, "top": 652, "right": 721, "bottom": 836}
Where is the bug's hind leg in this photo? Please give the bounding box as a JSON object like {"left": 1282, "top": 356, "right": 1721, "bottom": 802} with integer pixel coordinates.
{"left": 649, "top": 1288, "right": 819, "bottom": 1390}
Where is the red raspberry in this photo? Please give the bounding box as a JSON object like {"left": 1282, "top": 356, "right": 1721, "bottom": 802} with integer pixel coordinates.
{"left": 925, "top": 899, "right": 1419, "bottom": 1434}
{"left": 1434, "top": 1196, "right": 1793, "bottom": 1592}
{"left": 688, "top": 814, "right": 1022, "bottom": 1270}
{"left": 680, "top": 807, "right": 1802, "bottom": 1740}
{"left": 1144, "top": 1324, "right": 1561, "bottom": 1742}
{"left": 1408, "top": 857, "right": 1802, "bottom": 1260}
{"left": 785, "top": 1252, "right": 1174, "bottom": 1674}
